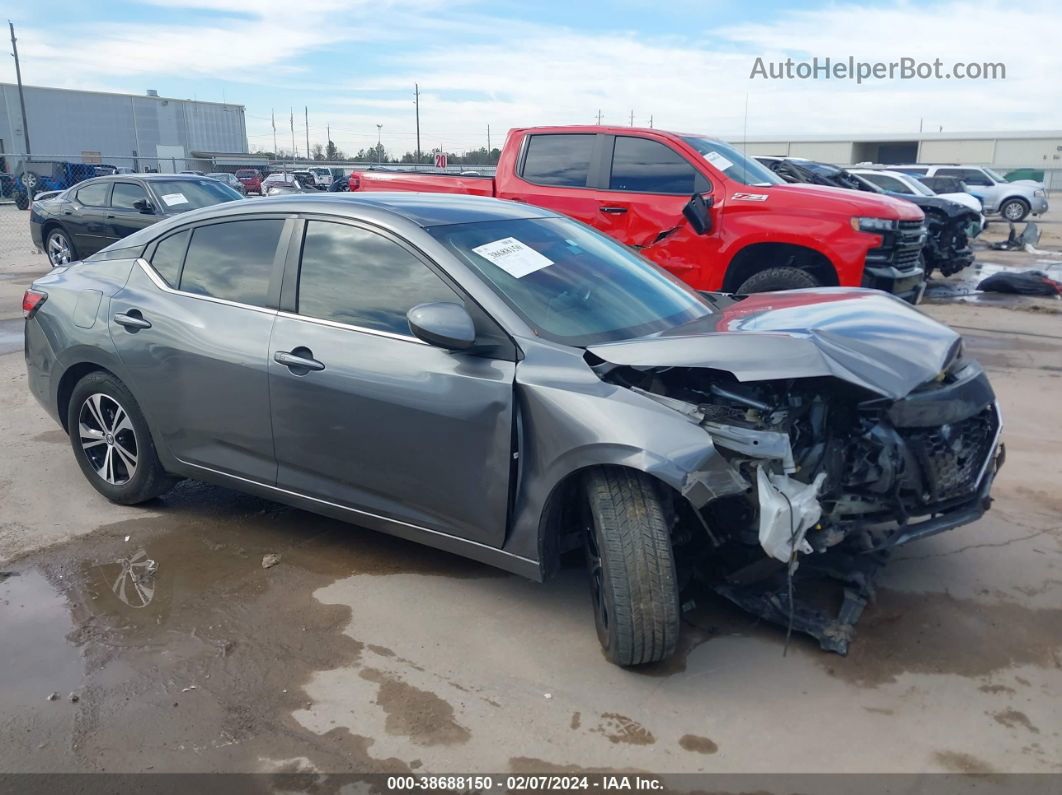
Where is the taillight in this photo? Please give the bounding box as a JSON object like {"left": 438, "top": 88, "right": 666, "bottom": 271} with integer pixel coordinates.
{"left": 22, "top": 288, "right": 48, "bottom": 318}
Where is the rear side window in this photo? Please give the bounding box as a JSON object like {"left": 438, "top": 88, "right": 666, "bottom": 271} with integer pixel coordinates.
{"left": 862, "top": 173, "right": 910, "bottom": 193}
{"left": 522, "top": 134, "right": 594, "bottom": 188}
{"left": 150, "top": 230, "right": 190, "bottom": 287}
{"left": 76, "top": 182, "right": 110, "bottom": 206}
{"left": 938, "top": 168, "right": 992, "bottom": 186}
{"left": 179, "top": 219, "right": 283, "bottom": 305}
{"left": 111, "top": 182, "right": 149, "bottom": 210}
{"left": 609, "top": 136, "right": 702, "bottom": 194}
{"left": 297, "top": 221, "right": 459, "bottom": 336}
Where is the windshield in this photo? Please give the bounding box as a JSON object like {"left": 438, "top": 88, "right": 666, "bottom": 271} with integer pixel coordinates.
{"left": 680, "top": 137, "right": 784, "bottom": 186}
{"left": 901, "top": 176, "right": 936, "bottom": 196}
{"left": 148, "top": 179, "right": 243, "bottom": 212}
{"left": 235, "top": 170, "right": 257, "bottom": 178}
{"left": 429, "top": 217, "right": 712, "bottom": 346}
{"left": 984, "top": 168, "right": 1007, "bottom": 183}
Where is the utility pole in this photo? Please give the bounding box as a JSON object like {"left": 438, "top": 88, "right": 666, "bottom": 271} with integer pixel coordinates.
{"left": 290, "top": 108, "right": 296, "bottom": 165}
{"left": 648, "top": 114, "right": 653, "bottom": 129}
{"left": 305, "top": 106, "right": 310, "bottom": 161}
{"left": 376, "top": 124, "right": 383, "bottom": 164}
{"left": 272, "top": 109, "right": 277, "bottom": 158}
{"left": 327, "top": 123, "right": 331, "bottom": 158}
{"left": 629, "top": 109, "right": 634, "bottom": 126}
{"left": 8, "top": 22, "right": 31, "bottom": 157}
{"left": 487, "top": 124, "right": 491, "bottom": 154}
{"left": 414, "top": 83, "right": 421, "bottom": 163}
{"left": 595, "top": 109, "right": 603, "bottom": 125}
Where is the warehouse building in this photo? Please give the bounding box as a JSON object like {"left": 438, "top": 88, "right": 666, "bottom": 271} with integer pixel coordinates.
{"left": 738, "top": 130, "right": 1062, "bottom": 188}
{"left": 0, "top": 83, "right": 249, "bottom": 174}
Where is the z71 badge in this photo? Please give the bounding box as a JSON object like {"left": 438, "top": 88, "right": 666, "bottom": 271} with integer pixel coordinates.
{"left": 732, "top": 192, "right": 769, "bottom": 202}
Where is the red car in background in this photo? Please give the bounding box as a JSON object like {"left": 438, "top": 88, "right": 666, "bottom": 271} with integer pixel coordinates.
{"left": 234, "top": 168, "right": 263, "bottom": 195}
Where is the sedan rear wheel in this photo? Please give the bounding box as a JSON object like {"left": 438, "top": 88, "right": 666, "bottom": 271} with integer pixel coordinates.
{"left": 583, "top": 468, "right": 680, "bottom": 666}
{"left": 67, "top": 372, "right": 176, "bottom": 504}
{"left": 46, "top": 228, "right": 76, "bottom": 267}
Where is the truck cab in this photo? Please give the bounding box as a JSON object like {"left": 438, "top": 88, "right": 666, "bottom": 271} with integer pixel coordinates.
{"left": 497, "top": 127, "right": 926, "bottom": 298}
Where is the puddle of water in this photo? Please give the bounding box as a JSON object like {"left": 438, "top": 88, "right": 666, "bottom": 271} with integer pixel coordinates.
{"left": 0, "top": 570, "right": 83, "bottom": 711}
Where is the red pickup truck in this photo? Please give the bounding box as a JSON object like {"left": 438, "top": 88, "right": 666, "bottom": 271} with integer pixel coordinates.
{"left": 349, "top": 126, "right": 927, "bottom": 299}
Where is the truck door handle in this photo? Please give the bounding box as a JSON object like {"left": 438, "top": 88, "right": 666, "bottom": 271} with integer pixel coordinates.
{"left": 114, "top": 311, "right": 152, "bottom": 330}
{"left": 274, "top": 349, "right": 325, "bottom": 372}
{"left": 599, "top": 206, "right": 628, "bottom": 214}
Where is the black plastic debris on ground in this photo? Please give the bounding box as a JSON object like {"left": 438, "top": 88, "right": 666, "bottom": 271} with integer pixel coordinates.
{"left": 976, "top": 269, "right": 1062, "bottom": 297}
{"left": 989, "top": 221, "right": 1041, "bottom": 251}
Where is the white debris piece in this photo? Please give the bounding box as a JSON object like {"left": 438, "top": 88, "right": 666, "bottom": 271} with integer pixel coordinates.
{"left": 756, "top": 467, "right": 827, "bottom": 564}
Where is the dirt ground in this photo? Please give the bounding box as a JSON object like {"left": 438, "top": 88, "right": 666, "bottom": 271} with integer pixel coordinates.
{"left": 0, "top": 203, "right": 1060, "bottom": 777}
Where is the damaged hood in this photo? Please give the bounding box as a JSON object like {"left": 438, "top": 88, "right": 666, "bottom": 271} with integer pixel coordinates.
{"left": 587, "top": 289, "right": 961, "bottom": 400}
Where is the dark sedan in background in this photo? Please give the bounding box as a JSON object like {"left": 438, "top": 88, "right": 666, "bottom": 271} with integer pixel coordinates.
{"left": 207, "top": 172, "right": 248, "bottom": 196}
{"left": 30, "top": 174, "right": 244, "bottom": 266}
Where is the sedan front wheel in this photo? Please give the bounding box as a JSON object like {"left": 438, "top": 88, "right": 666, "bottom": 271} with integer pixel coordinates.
{"left": 583, "top": 468, "right": 680, "bottom": 666}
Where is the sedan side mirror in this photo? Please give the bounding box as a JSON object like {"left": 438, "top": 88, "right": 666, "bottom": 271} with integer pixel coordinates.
{"left": 683, "top": 193, "right": 714, "bottom": 235}
{"left": 133, "top": 199, "right": 155, "bottom": 215}
{"left": 407, "top": 302, "right": 476, "bottom": 350}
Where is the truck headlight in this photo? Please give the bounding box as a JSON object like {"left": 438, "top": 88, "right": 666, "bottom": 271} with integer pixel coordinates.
{"left": 851, "top": 216, "right": 898, "bottom": 233}
{"left": 1034, "top": 189, "right": 1046, "bottom": 198}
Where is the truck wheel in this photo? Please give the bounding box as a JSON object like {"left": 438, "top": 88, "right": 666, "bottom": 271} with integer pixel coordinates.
{"left": 736, "top": 266, "right": 819, "bottom": 294}
{"left": 999, "top": 198, "right": 1030, "bottom": 222}
{"left": 582, "top": 468, "right": 679, "bottom": 666}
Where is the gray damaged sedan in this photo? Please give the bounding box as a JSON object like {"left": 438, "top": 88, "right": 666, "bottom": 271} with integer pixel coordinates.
{"left": 23, "top": 194, "right": 1003, "bottom": 665}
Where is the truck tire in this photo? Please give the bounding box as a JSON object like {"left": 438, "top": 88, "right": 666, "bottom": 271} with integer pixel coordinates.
{"left": 999, "top": 198, "right": 1030, "bottom": 222}
{"left": 583, "top": 468, "right": 679, "bottom": 666}
{"left": 736, "top": 266, "right": 819, "bottom": 294}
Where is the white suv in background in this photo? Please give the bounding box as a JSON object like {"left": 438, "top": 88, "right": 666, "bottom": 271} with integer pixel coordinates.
{"left": 850, "top": 169, "right": 985, "bottom": 217}
{"left": 889, "top": 165, "right": 1048, "bottom": 221}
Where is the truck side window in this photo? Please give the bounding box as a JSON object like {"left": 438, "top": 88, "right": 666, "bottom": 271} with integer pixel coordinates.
{"left": 609, "top": 137, "right": 703, "bottom": 194}
{"left": 522, "top": 134, "right": 594, "bottom": 188}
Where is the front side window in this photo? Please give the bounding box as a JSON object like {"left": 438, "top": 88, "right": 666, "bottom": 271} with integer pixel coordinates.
{"left": 76, "top": 182, "right": 110, "bottom": 207}
{"left": 179, "top": 219, "right": 283, "bottom": 305}
{"left": 609, "top": 137, "right": 704, "bottom": 194}
{"left": 939, "top": 168, "right": 992, "bottom": 186}
{"left": 111, "top": 182, "right": 149, "bottom": 210}
{"left": 522, "top": 134, "right": 594, "bottom": 188}
{"left": 297, "top": 221, "right": 459, "bottom": 336}
{"left": 430, "top": 216, "right": 712, "bottom": 346}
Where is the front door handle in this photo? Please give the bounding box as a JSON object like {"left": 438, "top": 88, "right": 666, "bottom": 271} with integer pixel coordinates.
{"left": 599, "top": 206, "right": 628, "bottom": 214}
{"left": 114, "top": 311, "right": 152, "bottom": 330}
{"left": 274, "top": 349, "right": 325, "bottom": 372}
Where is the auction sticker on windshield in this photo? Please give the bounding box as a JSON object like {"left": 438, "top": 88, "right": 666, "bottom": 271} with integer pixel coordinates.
{"left": 472, "top": 237, "right": 553, "bottom": 278}
{"left": 160, "top": 193, "right": 189, "bottom": 206}
{"left": 704, "top": 151, "right": 735, "bottom": 171}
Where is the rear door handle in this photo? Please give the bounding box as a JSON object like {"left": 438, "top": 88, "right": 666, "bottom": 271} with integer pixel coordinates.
{"left": 274, "top": 349, "right": 325, "bottom": 372}
{"left": 114, "top": 312, "right": 151, "bottom": 330}
{"left": 599, "top": 206, "right": 628, "bottom": 214}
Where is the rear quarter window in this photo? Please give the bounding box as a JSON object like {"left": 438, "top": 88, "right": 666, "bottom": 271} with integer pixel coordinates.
{"left": 521, "top": 134, "right": 595, "bottom": 188}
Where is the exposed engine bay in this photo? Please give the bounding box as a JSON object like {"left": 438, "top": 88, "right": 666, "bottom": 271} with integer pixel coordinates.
{"left": 592, "top": 334, "right": 1003, "bottom": 653}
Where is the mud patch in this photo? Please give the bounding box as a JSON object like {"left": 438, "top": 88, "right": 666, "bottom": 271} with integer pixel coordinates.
{"left": 823, "top": 588, "right": 1062, "bottom": 687}
{"left": 32, "top": 429, "right": 68, "bottom": 445}
{"left": 678, "top": 734, "right": 718, "bottom": 754}
{"left": 979, "top": 684, "right": 1017, "bottom": 695}
{"left": 360, "top": 667, "right": 470, "bottom": 746}
{"left": 592, "top": 713, "right": 655, "bottom": 745}
{"left": 509, "top": 757, "right": 648, "bottom": 774}
{"left": 993, "top": 709, "right": 1040, "bottom": 734}
{"left": 933, "top": 750, "right": 998, "bottom": 774}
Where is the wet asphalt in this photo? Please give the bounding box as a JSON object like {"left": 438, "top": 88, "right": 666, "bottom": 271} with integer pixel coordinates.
{"left": 1, "top": 211, "right": 1060, "bottom": 775}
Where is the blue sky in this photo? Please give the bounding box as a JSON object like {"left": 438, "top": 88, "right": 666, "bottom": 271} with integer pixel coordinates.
{"left": 4, "top": 0, "right": 1060, "bottom": 156}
